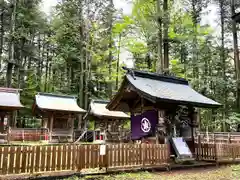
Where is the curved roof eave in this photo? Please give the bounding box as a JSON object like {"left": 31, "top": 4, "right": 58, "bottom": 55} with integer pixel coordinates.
{"left": 90, "top": 99, "right": 130, "bottom": 119}
{"left": 35, "top": 93, "right": 86, "bottom": 113}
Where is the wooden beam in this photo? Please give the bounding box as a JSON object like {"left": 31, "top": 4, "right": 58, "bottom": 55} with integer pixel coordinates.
{"left": 77, "top": 114, "right": 82, "bottom": 130}
{"left": 69, "top": 114, "right": 74, "bottom": 142}
{"left": 0, "top": 114, "right": 4, "bottom": 133}
{"left": 131, "top": 96, "right": 141, "bottom": 110}
{"left": 49, "top": 113, "right": 54, "bottom": 141}
{"left": 42, "top": 117, "right": 48, "bottom": 128}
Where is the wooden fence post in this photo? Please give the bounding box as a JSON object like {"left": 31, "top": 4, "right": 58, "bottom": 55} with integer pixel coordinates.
{"left": 104, "top": 144, "right": 108, "bottom": 172}
{"left": 77, "top": 145, "right": 81, "bottom": 172}
{"left": 213, "top": 133, "right": 218, "bottom": 165}
{"left": 229, "top": 133, "right": 236, "bottom": 161}
{"left": 228, "top": 133, "right": 231, "bottom": 160}
{"left": 142, "top": 143, "right": 146, "bottom": 169}
{"left": 22, "top": 129, "right": 24, "bottom": 142}
{"left": 228, "top": 133, "right": 231, "bottom": 144}
{"left": 197, "top": 134, "right": 201, "bottom": 160}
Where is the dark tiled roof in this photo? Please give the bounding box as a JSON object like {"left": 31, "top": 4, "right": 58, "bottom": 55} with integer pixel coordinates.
{"left": 107, "top": 68, "right": 221, "bottom": 109}
{"left": 125, "top": 68, "right": 221, "bottom": 108}
{"left": 126, "top": 68, "right": 189, "bottom": 85}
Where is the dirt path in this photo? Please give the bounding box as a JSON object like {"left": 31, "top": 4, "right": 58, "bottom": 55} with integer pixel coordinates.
{"left": 150, "top": 166, "right": 233, "bottom": 180}
{"left": 1, "top": 165, "right": 235, "bottom": 180}
{"left": 158, "top": 166, "right": 225, "bottom": 175}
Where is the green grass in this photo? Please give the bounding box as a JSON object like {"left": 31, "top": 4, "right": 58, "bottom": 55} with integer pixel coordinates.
{"left": 64, "top": 165, "right": 240, "bottom": 180}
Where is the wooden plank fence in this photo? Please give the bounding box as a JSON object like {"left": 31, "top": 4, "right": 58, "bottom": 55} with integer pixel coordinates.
{"left": 0, "top": 143, "right": 169, "bottom": 175}
{"left": 195, "top": 143, "right": 240, "bottom": 162}
{"left": 9, "top": 128, "right": 49, "bottom": 142}
{"left": 195, "top": 143, "right": 216, "bottom": 161}
{"left": 106, "top": 144, "right": 169, "bottom": 169}
{"left": 197, "top": 132, "right": 240, "bottom": 144}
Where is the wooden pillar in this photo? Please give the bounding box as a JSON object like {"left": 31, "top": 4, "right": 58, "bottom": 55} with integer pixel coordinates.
{"left": 42, "top": 117, "right": 48, "bottom": 128}
{"left": 77, "top": 114, "right": 82, "bottom": 130}
{"left": 93, "top": 119, "right": 96, "bottom": 131}
{"left": 69, "top": 114, "right": 74, "bottom": 142}
{"left": 12, "top": 111, "right": 17, "bottom": 128}
{"left": 140, "top": 96, "right": 144, "bottom": 115}
{"left": 108, "top": 119, "right": 112, "bottom": 132}
{"left": 7, "top": 111, "right": 16, "bottom": 128}
{"left": 197, "top": 108, "right": 201, "bottom": 132}
{"left": 0, "top": 113, "right": 4, "bottom": 133}
{"left": 49, "top": 112, "right": 54, "bottom": 141}
{"left": 190, "top": 107, "right": 195, "bottom": 154}
{"left": 191, "top": 118, "right": 195, "bottom": 154}
{"left": 104, "top": 119, "right": 108, "bottom": 141}
{"left": 7, "top": 113, "right": 11, "bottom": 128}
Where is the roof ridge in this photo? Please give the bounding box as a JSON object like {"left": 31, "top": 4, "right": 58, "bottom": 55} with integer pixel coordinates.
{"left": 37, "top": 92, "right": 77, "bottom": 99}
{"left": 91, "top": 99, "right": 110, "bottom": 104}
{"left": 0, "top": 87, "right": 22, "bottom": 93}
{"left": 123, "top": 67, "right": 189, "bottom": 85}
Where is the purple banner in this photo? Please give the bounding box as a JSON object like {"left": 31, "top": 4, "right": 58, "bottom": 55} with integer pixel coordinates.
{"left": 131, "top": 110, "right": 158, "bottom": 140}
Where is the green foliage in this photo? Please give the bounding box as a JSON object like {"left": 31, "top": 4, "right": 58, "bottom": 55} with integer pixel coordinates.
{"left": 227, "top": 112, "right": 240, "bottom": 131}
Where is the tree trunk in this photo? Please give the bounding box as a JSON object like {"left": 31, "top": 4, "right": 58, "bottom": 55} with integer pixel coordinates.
{"left": 6, "top": 0, "right": 17, "bottom": 87}
{"left": 231, "top": 0, "right": 240, "bottom": 111}
{"left": 220, "top": 0, "right": 226, "bottom": 131}
{"left": 51, "top": 68, "right": 56, "bottom": 92}
{"left": 41, "top": 34, "right": 45, "bottom": 76}
{"left": 84, "top": 38, "right": 89, "bottom": 110}
{"left": 44, "top": 37, "right": 50, "bottom": 92}
{"left": 0, "top": 2, "right": 4, "bottom": 70}
{"left": 180, "top": 44, "right": 187, "bottom": 78}
{"left": 116, "top": 33, "right": 121, "bottom": 90}
{"left": 156, "top": 0, "right": 163, "bottom": 73}
{"left": 17, "top": 38, "right": 25, "bottom": 89}
{"left": 48, "top": 61, "right": 52, "bottom": 92}
{"left": 108, "top": 0, "right": 114, "bottom": 98}
{"left": 78, "top": 0, "right": 84, "bottom": 108}
{"left": 36, "top": 33, "right": 41, "bottom": 91}
{"left": 191, "top": 0, "right": 199, "bottom": 89}
{"left": 163, "top": 0, "right": 169, "bottom": 71}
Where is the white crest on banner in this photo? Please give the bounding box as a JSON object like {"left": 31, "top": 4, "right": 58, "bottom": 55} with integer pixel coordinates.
{"left": 141, "top": 118, "right": 151, "bottom": 133}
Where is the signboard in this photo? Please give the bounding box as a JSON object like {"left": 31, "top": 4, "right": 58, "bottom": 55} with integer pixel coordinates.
{"left": 100, "top": 144, "right": 106, "bottom": 155}
{"left": 131, "top": 110, "right": 158, "bottom": 140}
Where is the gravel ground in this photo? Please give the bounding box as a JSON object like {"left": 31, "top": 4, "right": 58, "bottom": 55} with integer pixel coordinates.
{"left": 1, "top": 165, "right": 239, "bottom": 180}
{"left": 62, "top": 165, "right": 240, "bottom": 180}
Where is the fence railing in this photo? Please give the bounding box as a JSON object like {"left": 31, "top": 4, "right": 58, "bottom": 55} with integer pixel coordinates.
{"left": 195, "top": 143, "right": 216, "bottom": 161}
{"left": 197, "top": 132, "right": 240, "bottom": 144}
{"left": 195, "top": 143, "right": 240, "bottom": 162}
{"left": 0, "top": 143, "right": 169, "bottom": 175}
{"left": 8, "top": 128, "right": 49, "bottom": 142}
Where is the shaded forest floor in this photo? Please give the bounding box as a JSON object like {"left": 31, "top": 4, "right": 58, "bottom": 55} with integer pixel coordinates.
{"left": 65, "top": 165, "right": 240, "bottom": 180}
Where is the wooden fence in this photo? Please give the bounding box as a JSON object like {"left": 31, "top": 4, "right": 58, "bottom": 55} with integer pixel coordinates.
{"left": 0, "top": 143, "right": 169, "bottom": 175}
{"left": 195, "top": 143, "right": 240, "bottom": 162}
{"left": 195, "top": 143, "right": 216, "bottom": 161}
{"left": 8, "top": 128, "right": 49, "bottom": 142}
{"left": 198, "top": 132, "right": 240, "bottom": 144}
